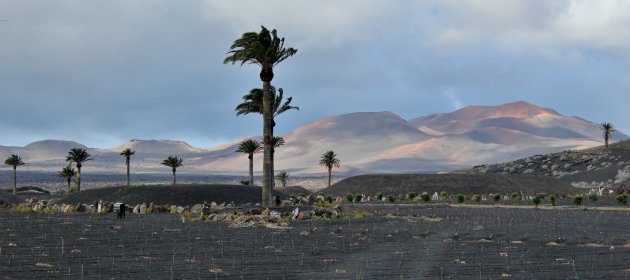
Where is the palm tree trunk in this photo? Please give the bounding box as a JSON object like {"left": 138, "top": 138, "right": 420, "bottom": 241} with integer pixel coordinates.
{"left": 67, "top": 178, "right": 71, "bottom": 195}
{"left": 328, "top": 168, "right": 332, "bottom": 187}
{"left": 271, "top": 146, "right": 275, "bottom": 189}
{"left": 262, "top": 80, "right": 273, "bottom": 206}
{"left": 76, "top": 167, "right": 81, "bottom": 192}
{"left": 248, "top": 155, "right": 254, "bottom": 186}
{"left": 172, "top": 168, "right": 176, "bottom": 185}
{"left": 12, "top": 167, "right": 16, "bottom": 195}
{"left": 126, "top": 162, "right": 130, "bottom": 187}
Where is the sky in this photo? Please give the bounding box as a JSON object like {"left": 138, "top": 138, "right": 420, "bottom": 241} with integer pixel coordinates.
{"left": 1, "top": 0, "right": 629, "bottom": 148}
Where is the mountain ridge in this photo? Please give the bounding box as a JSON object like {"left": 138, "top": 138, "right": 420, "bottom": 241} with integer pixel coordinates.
{"left": 1, "top": 101, "right": 626, "bottom": 175}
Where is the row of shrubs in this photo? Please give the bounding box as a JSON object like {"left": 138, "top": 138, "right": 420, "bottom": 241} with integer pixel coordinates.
{"left": 339, "top": 191, "right": 629, "bottom": 206}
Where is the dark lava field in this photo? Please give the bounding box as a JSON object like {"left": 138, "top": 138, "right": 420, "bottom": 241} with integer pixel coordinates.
{"left": 1, "top": 205, "right": 629, "bottom": 279}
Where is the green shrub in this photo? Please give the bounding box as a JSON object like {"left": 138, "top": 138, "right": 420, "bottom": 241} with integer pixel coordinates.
{"left": 509, "top": 192, "right": 519, "bottom": 201}
{"left": 11, "top": 204, "right": 31, "bottom": 213}
{"left": 406, "top": 192, "right": 417, "bottom": 201}
{"left": 353, "top": 211, "right": 368, "bottom": 219}
{"left": 296, "top": 193, "right": 305, "bottom": 197}
{"left": 318, "top": 192, "right": 325, "bottom": 197}
{"left": 353, "top": 194, "right": 363, "bottom": 203}
{"left": 549, "top": 195, "right": 556, "bottom": 206}
{"left": 492, "top": 193, "right": 501, "bottom": 203}
{"left": 532, "top": 195, "right": 541, "bottom": 207}
{"left": 313, "top": 215, "right": 330, "bottom": 221}
{"left": 346, "top": 193, "right": 354, "bottom": 203}
{"left": 456, "top": 194, "right": 465, "bottom": 204}
{"left": 69, "top": 186, "right": 78, "bottom": 194}
{"left": 325, "top": 195, "right": 333, "bottom": 204}
{"left": 573, "top": 195, "right": 583, "bottom": 206}
{"left": 375, "top": 192, "right": 384, "bottom": 201}
{"left": 440, "top": 191, "right": 448, "bottom": 199}
{"left": 387, "top": 195, "right": 395, "bottom": 203}
{"left": 472, "top": 195, "right": 481, "bottom": 203}
{"left": 616, "top": 194, "right": 628, "bottom": 205}
{"left": 420, "top": 192, "right": 431, "bottom": 203}
{"left": 588, "top": 192, "right": 598, "bottom": 203}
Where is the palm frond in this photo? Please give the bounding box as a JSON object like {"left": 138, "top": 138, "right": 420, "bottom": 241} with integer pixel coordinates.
{"left": 161, "top": 156, "right": 184, "bottom": 168}
{"left": 224, "top": 26, "right": 297, "bottom": 68}
{"left": 66, "top": 148, "right": 92, "bottom": 163}
{"left": 58, "top": 165, "right": 77, "bottom": 179}
{"left": 4, "top": 154, "right": 24, "bottom": 167}
{"left": 236, "top": 139, "right": 263, "bottom": 154}
{"left": 319, "top": 150, "right": 341, "bottom": 169}
{"left": 271, "top": 136, "right": 286, "bottom": 148}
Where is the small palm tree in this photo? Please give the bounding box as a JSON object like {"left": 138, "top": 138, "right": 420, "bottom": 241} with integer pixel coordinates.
{"left": 161, "top": 156, "right": 183, "bottom": 185}
{"left": 319, "top": 150, "right": 341, "bottom": 187}
{"left": 275, "top": 170, "right": 290, "bottom": 188}
{"left": 225, "top": 26, "right": 298, "bottom": 206}
{"left": 270, "top": 135, "right": 286, "bottom": 187}
{"left": 65, "top": 148, "right": 92, "bottom": 192}
{"left": 58, "top": 165, "right": 77, "bottom": 195}
{"left": 236, "top": 139, "right": 262, "bottom": 186}
{"left": 4, "top": 154, "right": 25, "bottom": 194}
{"left": 600, "top": 122, "right": 616, "bottom": 148}
{"left": 120, "top": 148, "right": 135, "bottom": 187}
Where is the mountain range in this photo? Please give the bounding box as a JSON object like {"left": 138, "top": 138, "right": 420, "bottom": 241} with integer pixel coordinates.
{"left": 0, "top": 101, "right": 626, "bottom": 175}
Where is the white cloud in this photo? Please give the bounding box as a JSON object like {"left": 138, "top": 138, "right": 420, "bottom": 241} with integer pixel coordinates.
{"left": 426, "top": 0, "right": 630, "bottom": 60}
{"left": 444, "top": 88, "right": 464, "bottom": 110}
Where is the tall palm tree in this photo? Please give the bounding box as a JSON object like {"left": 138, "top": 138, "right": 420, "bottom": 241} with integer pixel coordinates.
{"left": 600, "top": 122, "right": 616, "bottom": 148}
{"left": 58, "top": 165, "right": 77, "bottom": 195}
{"left": 275, "top": 170, "right": 289, "bottom": 188}
{"left": 319, "top": 150, "right": 341, "bottom": 188}
{"left": 161, "top": 156, "right": 183, "bottom": 185}
{"left": 225, "top": 26, "right": 297, "bottom": 206}
{"left": 235, "top": 139, "right": 262, "bottom": 186}
{"left": 4, "top": 154, "right": 24, "bottom": 194}
{"left": 236, "top": 88, "right": 297, "bottom": 186}
{"left": 120, "top": 148, "right": 135, "bottom": 187}
{"left": 65, "top": 148, "right": 92, "bottom": 192}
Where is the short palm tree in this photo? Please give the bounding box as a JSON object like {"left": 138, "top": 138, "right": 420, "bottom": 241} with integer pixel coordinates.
{"left": 120, "top": 148, "right": 135, "bottom": 187}
{"left": 319, "top": 150, "right": 341, "bottom": 188}
{"left": 270, "top": 136, "right": 286, "bottom": 187}
{"left": 65, "top": 148, "right": 92, "bottom": 192}
{"left": 161, "top": 156, "right": 183, "bottom": 185}
{"left": 225, "top": 26, "right": 297, "bottom": 206}
{"left": 600, "top": 122, "right": 616, "bottom": 148}
{"left": 275, "top": 170, "right": 290, "bottom": 188}
{"left": 4, "top": 154, "right": 24, "bottom": 194}
{"left": 58, "top": 165, "right": 77, "bottom": 195}
{"left": 235, "top": 139, "right": 262, "bottom": 186}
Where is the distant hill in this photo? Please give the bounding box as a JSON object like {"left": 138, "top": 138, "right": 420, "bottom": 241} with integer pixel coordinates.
{"left": 108, "top": 139, "right": 204, "bottom": 154}
{"left": 460, "top": 139, "right": 630, "bottom": 192}
{"left": 0, "top": 101, "right": 626, "bottom": 176}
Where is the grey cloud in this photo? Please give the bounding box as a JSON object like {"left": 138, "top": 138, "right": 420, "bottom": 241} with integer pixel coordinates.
{"left": 0, "top": 1, "right": 628, "bottom": 148}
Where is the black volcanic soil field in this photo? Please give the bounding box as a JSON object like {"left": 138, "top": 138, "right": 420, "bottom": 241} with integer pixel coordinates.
{"left": 1, "top": 205, "right": 629, "bottom": 279}
{"left": 323, "top": 173, "right": 579, "bottom": 197}
{"left": 55, "top": 185, "right": 288, "bottom": 206}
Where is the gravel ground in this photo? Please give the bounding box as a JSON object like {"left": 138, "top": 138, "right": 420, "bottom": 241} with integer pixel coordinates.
{"left": 1, "top": 204, "right": 629, "bottom": 279}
